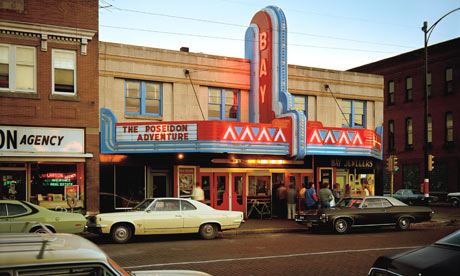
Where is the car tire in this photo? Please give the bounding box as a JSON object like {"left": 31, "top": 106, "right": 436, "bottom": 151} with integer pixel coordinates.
{"left": 111, "top": 224, "right": 133, "bottom": 244}
{"left": 199, "top": 223, "right": 217, "bottom": 240}
{"left": 334, "top": 218, "right": 349, "bottom": 234}
{"left": 451, "top": 198, "right": 460, "bottom": 208}
{"left": 396, "top": 217, "right": 411, "bottom": 231}
{"left": 30, "top": 225, "right": 55, "bottom": 234}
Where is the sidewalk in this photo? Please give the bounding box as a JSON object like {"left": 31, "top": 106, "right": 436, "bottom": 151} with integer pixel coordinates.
{"left": 222, "top": 205, "right": 460, "bottom": 237}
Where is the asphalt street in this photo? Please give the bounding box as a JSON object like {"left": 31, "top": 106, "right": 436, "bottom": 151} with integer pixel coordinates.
{"left": 90, "top": 225, "right": 460, "bottom": 276}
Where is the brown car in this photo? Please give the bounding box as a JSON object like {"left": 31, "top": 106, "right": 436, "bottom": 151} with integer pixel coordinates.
{"left": 295, "top": 196, "right": 433, "bottom": 234}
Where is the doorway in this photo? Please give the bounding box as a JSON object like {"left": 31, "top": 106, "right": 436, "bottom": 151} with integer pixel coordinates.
{"left": 232, "top": 173, "right": 246, "bottom": 213}
{"left": 199, "top": 172, "right": 230, "bottom": 210}
{"left": 148, "top": 171, "right": 169, "bottom": 198}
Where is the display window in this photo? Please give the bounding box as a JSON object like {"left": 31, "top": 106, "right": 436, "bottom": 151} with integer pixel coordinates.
{"left": 1, "top": 169, "right": 26, "bottom": 200}
{"left": 30, "top": 163, "right": 84, "bottom": 210}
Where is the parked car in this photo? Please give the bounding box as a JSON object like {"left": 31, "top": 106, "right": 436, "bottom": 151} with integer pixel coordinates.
{"left": 384, "top": 189, "right": 438, "bottom": 205}
{"left": 0, "top": 200, "right": 86, "bottom": 234}
{"left": 295, "top": 196, "right": 433, "bottom": 234}
{"left": 87, "top": 197, "right": 244, "bottom": 243}
{"left": 368, "top": 227, "right": 460, "bottom": 276}
{"left": 0, "top": 224, "right": 211, "bottom": 276}
{"left": 447, "top": 192, "right": 460, "bottom": 207}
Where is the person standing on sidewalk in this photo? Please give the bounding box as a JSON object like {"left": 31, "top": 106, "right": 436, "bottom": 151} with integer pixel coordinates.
{"left": 305, "top": 182, "right": 318, "bottom": 210}
{"left": 318, "top": 182, "right": 334, "bottom": 209}
{"left": 298, "top": 184, "right": 307, "bottom": 211}
{"left": 332, "top": 183, "right": 341, "bottom": 204}
{"left": 277, "top": 184, "right": 288, "bottom": 218}
{"left": 287, "top": 184, "right": 297, "bottom": 220}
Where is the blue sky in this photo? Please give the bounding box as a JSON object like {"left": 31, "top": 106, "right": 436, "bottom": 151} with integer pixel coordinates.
{"left": 99, "top": 0, "right": 460, "bottom": 70}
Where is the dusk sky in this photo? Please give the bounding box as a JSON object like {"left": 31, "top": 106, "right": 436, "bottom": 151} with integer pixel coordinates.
{"left": 99, "top": 0, "right": 460, "bottom": 70}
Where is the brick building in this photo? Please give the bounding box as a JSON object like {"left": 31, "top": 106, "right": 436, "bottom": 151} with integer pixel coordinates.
{"left": 0, "top": 0, "right": 100, "bottom": 213}
{"left": 98, "top": 6, "right": 383, "bottom": 216}
{"left": 351, "top": 38, "right": 460, "bottom": 197}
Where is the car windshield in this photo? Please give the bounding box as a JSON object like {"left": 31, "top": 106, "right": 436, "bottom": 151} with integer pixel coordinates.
{"left": 336, "top": 198, "right": 363, "bottom": 208}
{"left": 133, "top": 199, "right": 155, "bottom": 211}
{"left": 435, "top": 229, "right": 460, "bottom": 248}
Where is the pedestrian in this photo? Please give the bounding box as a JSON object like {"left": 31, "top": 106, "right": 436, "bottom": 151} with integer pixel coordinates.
{"left": 332, "top": 183, "right": 341, "bottom": 203}
{"left": 287, "top": 184, "right": 297, "bottom": 219}
{"left": 298, "top": 184, "right": 307, "bottom": 211}
{"left": 193, "top": 183, "right": 205, "bottom": 203}
{"left": 304, "top": 182, "right": 318, "bottom": 210}
{"left": 277, "top": 184, "right": 288, "bottom": 218}
{"left": 318, "top": 182, "right": 334, "bottom": 209}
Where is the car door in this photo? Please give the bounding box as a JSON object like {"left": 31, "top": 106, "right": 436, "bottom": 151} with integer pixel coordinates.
{"left": 180, "top": 200, "right": 203, "bottom": 233}
{"left": 359, "top": 198, "right": 389, "bottom": 225}
{"left": 143, "top": 199, "right": 184, "bottom": 234}
{"left": 6, "top": 202, "right": 33, "bottom": 232}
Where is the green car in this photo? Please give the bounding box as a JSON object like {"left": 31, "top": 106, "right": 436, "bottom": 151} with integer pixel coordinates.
{"left": 0, "top": 200, "right": 86, "bottom": 234}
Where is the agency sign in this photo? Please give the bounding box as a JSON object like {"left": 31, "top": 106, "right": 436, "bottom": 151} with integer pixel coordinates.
{"left": 0, "top": 125, "right": 84, "bottom": 154}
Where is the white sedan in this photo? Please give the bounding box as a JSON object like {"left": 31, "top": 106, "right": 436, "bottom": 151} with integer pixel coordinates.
{"left": 87, "top": 198, "right": 244, "bottom": 243}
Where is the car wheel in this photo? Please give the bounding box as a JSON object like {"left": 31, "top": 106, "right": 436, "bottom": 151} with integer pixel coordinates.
{"left": 396, "top": 217, "right": 411, "bottom": 231}
{"left": 111, "top": 224, "right": 133, "bottom": 244}
{"left": 451, "top": 198, "right": 460, "bottom": 208}
{"left": 30, "top": 225, "right": 55, "bottom": 234}
{"left": 199, "top": 223, "right": 217, "bottom": 240}
{"left": 334, "top": 218, "right": 349, "bottom": 234}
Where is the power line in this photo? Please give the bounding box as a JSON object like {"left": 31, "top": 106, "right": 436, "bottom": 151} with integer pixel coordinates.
{"left": 103, "top": 5, "right": 417, "bottom": 49}
{"left": 100, "top": 25, "right": 400, "bottom": 54}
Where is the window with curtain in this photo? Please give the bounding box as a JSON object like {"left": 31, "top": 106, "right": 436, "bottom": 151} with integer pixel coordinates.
{"left": 405, "top": 76, "right": 412, "bottom": 101}
{"left": 388, "top": 81, "right": 395, "bottom": 105}
{"left": 208, "top": 87, "right": 239, "bottom": 121}
{"left": 406, "top": 117, "right": 413, "bottom": 148}
{"left": 293, "top": 95, "right": 307, "bottom": 117}
{"left": 342, "top": 99, "right": 365, "bottom": 128}
{"left": 125, "top": 80, "right": 162, "bottom": 116}
{"left": 388, "top": 120, "right": 395, "bottom": 152}
{"left": 53, "top": 49, "right": 76, "bottom": 94}
{"left": 0, "top": 44, "right": 35, "bottom": 92}
{"left": 445, "top": 68, "right": 453, "bottom": 94}
{"left": 446, "top": 112, "right": 453, "bottom": 143}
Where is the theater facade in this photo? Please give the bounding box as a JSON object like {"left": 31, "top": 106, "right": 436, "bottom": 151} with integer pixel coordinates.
{"left": 99, "top": 6, "right": 383, "bottom": 216}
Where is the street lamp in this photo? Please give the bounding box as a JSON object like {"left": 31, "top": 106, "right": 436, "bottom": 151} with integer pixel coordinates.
{"left": 421, "top": 7, "right": 460, "bottom": 192}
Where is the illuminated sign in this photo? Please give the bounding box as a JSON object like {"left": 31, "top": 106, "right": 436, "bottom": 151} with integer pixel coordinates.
{"left": 306, "top": 122, "right": 382, "bottom": 159}
{"left": 116, "top": 123, "right": 197, "bottom": 142}
{"left": 0, "top": 125, "right": 84, "bottom": 154}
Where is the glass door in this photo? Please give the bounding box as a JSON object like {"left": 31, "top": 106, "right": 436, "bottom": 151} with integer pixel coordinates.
{"left": 214, "top": 173, "right": 229, "bottom": 210}
{"left": 200, "top": 173, "right": 213, "bottom": 206}
{"left": 232, "top": 173, "right": 246, "bottom": 213}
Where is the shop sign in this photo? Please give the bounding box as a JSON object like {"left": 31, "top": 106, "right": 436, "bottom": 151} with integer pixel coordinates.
{"left": 0, "top": 125, "right": 84, "bottom": 154}
{"left": 115, "top": 123, "right": 197, "bottom": 142}
{"left": 331, "top": 158, "right": 374, "bottom": 168}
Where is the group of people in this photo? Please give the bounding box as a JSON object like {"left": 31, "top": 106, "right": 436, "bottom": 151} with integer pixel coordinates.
{"left": 302, "top": 182, "right": 341, "bottom": 210}
{"left": 278, "top": 181, "right": 342, "bottom": 220}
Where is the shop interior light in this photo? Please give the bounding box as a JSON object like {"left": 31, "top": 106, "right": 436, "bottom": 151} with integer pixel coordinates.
{"left": 99, "top": 155, "right": 128, "bottom": 163}
{"left": 177, "top": 153, "right": 184, "bottom": 160}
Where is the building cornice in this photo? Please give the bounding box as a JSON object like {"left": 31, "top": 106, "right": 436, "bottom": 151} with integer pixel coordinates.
{"left": 0, "top": 20, "right": 96, "bottom": 55}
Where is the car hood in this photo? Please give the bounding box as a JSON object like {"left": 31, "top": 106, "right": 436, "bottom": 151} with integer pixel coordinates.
{"left": 374, "top": 245, "right": 460, "bottom": 275}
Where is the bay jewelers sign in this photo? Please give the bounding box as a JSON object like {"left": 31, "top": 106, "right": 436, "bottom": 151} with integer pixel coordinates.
{"left": 116, "top": 123, "right": 197, "bottom": 142}
{"left": 0, "top": 125, "right": 84, "bottom": 154}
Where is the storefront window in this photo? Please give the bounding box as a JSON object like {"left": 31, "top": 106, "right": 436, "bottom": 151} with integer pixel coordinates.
{"left": 31, "top": 164, "right": 81, "bottom": 209}
{"left": 1, "top": 170, "right": 26, "bottom": 200}
{"left": 115, "top": 166, "right": 145, "bottom": 208}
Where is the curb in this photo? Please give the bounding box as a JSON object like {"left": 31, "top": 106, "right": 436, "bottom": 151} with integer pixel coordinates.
{"left": 220, "top": 219, "right": 460, "bottom": 237}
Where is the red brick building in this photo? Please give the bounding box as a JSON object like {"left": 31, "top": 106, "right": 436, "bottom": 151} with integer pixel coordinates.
{"left": 351, "top": 38, "right": 460, "bottom": 198}
{"left": 0, "top": 0, "right": 100, "bottom": 213}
